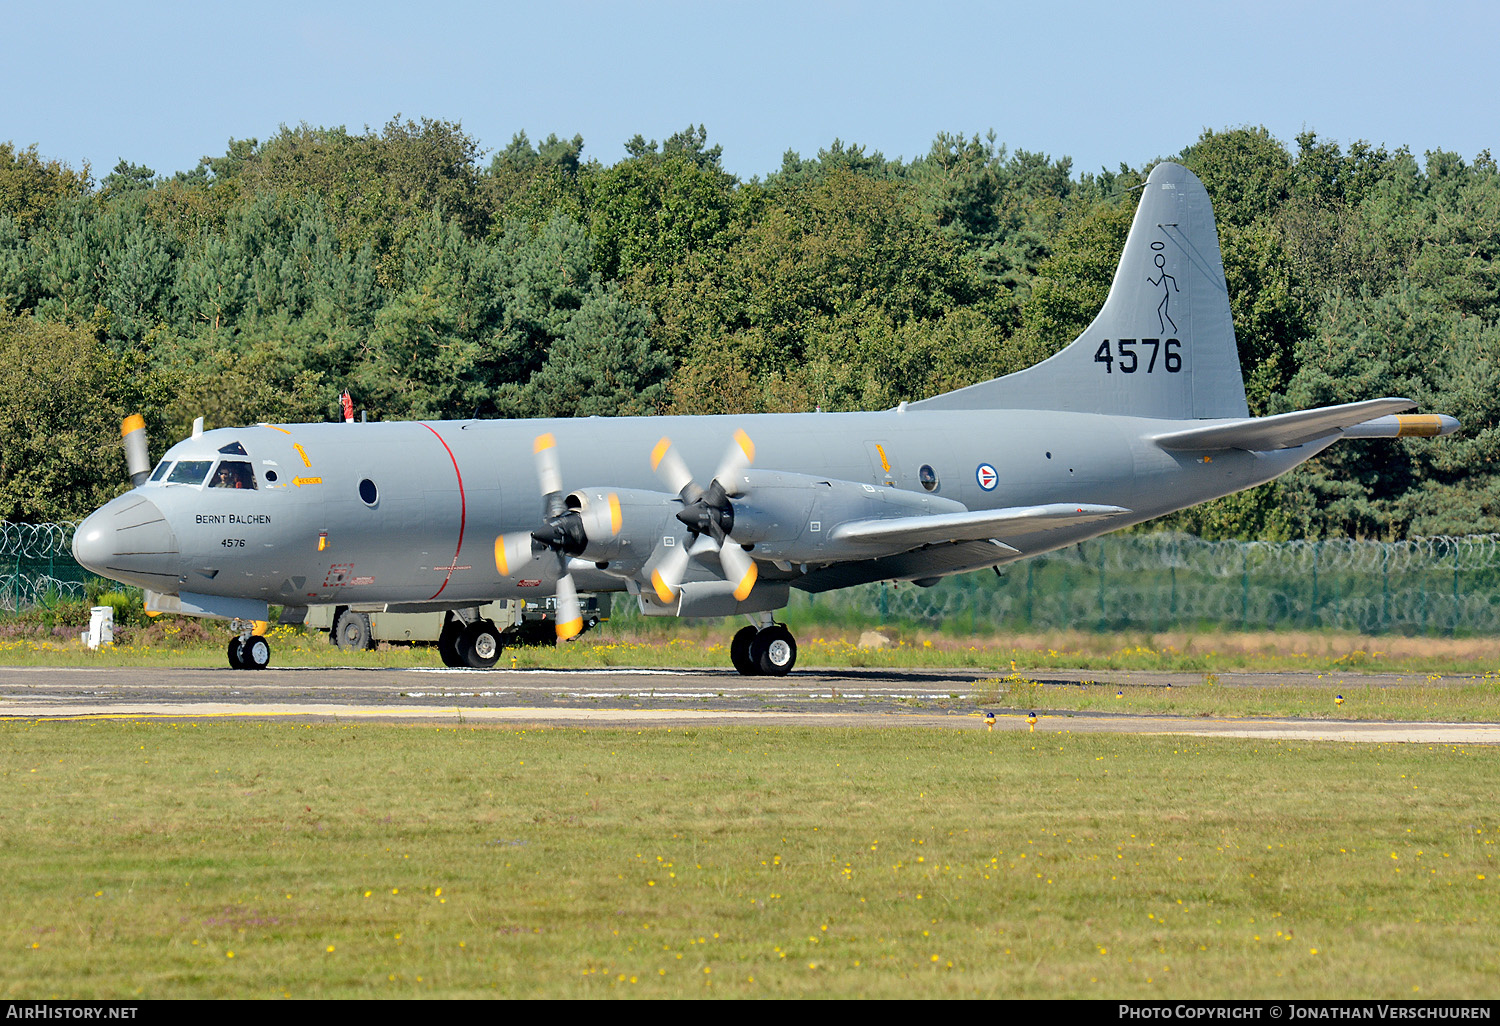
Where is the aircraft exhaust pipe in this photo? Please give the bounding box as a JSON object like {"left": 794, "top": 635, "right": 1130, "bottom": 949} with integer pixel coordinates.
{"left": 122, "top": 414, "right": 150, "bottom": 487}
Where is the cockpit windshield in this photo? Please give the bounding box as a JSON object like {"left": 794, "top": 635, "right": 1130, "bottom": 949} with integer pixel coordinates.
{"left": 165, "top": 460, "right": 213, "bottom": 486}
{"left": 147, "top": 441, "right": 261, "bottom": 489}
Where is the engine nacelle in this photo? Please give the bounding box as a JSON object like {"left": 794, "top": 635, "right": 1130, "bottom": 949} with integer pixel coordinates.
{"left": 636, "top": 579, "right": 791, "bottom": 618}
{"left": 727, "top": 470, "right": 968, "bottom": 563}
{"left": 565, "top": 486, "right": 681, "bottom": 571}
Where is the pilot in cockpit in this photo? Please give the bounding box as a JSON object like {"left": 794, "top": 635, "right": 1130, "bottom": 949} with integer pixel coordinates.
{"left": 210, "top": 461, "right": 256, "bottom": 489}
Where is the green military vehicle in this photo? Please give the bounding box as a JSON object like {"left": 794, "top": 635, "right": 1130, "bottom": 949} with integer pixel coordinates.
{"left": 306, "top": 594, "right": 608, "bottom": 662}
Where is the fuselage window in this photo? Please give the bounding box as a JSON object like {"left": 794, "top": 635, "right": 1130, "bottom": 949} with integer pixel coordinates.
{"left": 919, "top": 464, "right": 939, "bottom": 492}
{"left": 359, "top": 479, "right": 378, "bottom": 505}
{"left": 148, "top": 460, "right": 172, "bottom": 483}
{"left": 209, "top": 461, "right": 258, "bottom": 490}
{"left": 166, "top": 460, "right": 213, "bottom": 486}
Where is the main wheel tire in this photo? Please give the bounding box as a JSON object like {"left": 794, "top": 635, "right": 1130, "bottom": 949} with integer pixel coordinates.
{"left": 437, "top": 620, "right": 466, "bottom": 668}
{"left": 332, "top": 609, "right": 373, "bottom": 651}
{"left": 242, "top": 634, "right": 271, "bottom": 669}
{"left": 460, "top": 621, "right": 503, "bottom": 669}
{"left": 227, "top": 637, "right": 245, "bottom": 669}
{"left": 730, "top": 625, "right": 760, "bottom": 676}
{"left": 751, "top": 624, "right": 797, "bottom": 676}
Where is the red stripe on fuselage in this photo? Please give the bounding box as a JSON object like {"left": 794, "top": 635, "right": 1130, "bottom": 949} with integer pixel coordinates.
{"left": 422, "top": 423, "right": 467, "bottom": 600}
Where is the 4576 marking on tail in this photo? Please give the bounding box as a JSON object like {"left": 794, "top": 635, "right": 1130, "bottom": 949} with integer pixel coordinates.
{"left": 1094, "top": 338, "right": 1181, "bottom": 374}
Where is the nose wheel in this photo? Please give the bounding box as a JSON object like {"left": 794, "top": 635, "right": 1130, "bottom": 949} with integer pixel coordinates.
{"left": 227, "top": 631, "right": 270, "bottom": 670}
{"left": 729, "top": 623, "right": 797, "bottom": 676}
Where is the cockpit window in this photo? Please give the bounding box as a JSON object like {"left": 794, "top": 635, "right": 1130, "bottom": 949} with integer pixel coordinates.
{"left": 148, "top": 460, "right": 172, "bottom": 483}
{"left": 209, "top": 460, "right": 258, "bottom": 490}
{"left": 166, "top": 460, "right": 213, "bottom": 485}
{"left": 218, "top": 441, "right": 248, "bottom": 456}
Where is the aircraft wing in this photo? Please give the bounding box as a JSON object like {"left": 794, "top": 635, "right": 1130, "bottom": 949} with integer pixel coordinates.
{"left": 1149, "top": 398, "right": 1450, "bottom": 452}
{"left": 829, "top": 503, "right": 1132, "bottom": 552}
{"left": 794, "top": 539, "right": 1018, "bottom": 593}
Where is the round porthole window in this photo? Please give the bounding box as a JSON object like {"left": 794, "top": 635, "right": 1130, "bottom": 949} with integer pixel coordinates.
{"left": 919, "top": 464, "right": 939, "bottom": 492}
{"left": 359, "top": 478, "right": 378, "bottom": 506}
{"left": 265, "top": 470, "right": 278, "bottom": 483}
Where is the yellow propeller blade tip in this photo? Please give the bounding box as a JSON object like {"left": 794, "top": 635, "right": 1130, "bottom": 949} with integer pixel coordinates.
{"left": 650, "top": 569, "right": 677, "bottom": 605}
{"left": 533, "top": 432, "right": 557, "bottom": 454}
{"left": 556, "top": 618, "right": 584, "bottom": 641}
{"left": 650, "top": 437, "right": 672, "bottom": 471}
{"left": 121, "top": 414, "right": 145, "bottom": 437}
{"left": 732, "top": 562, "right": 758, "bottom": 602}
{"left": 734, "top": 428, "right": 755, "bottom": 463}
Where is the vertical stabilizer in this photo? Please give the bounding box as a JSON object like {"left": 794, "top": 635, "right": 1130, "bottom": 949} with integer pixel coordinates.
{"left": 911, "top": 162, "right": 1248, "bottom": 420}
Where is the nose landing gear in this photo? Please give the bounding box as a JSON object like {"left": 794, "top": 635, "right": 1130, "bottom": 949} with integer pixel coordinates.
{"left": 227, "top": 620, "right": 271, "bottom": 669}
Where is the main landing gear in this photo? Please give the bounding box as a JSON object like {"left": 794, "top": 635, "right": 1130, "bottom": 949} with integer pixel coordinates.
{"left": 437, "top": 611, "right": 504, "bottom": 670}
{"left": 227, "top": 620, "right": 271, "bottom": 670}
{"left": 729, "top": 619, "right": 798, "bottom": 676}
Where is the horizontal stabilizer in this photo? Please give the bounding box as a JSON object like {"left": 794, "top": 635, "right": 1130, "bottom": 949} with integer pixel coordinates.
{"left": 1151, "top": 399, "right": 1427, "bottom": 452}
{"left": 830, "top": 503, "right": 1132, "bottom": 553}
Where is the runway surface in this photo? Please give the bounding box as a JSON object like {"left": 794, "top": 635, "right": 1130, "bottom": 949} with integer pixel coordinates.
{"left": 2, "top": 664, "right": 1497, "bottom": 743}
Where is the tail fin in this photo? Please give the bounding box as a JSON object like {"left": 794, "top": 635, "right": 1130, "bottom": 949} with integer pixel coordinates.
{"left": 910, "top": 162, "right": 1248, "bottom": 421}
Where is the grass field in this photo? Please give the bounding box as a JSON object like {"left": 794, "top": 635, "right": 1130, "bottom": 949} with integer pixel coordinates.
{"left": 971, "top": 671, "right": 1500, "bottom": 723}
{"left": 3, "top": 720, "right": 1496, "bottom": 999}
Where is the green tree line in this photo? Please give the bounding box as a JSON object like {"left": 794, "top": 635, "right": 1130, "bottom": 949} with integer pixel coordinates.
{"left": 1, "top": 121, "right": 1496, "bottom": 538}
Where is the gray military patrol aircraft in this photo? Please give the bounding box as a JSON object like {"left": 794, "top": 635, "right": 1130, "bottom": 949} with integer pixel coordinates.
{"left": 72, "top": 162, "right": 1457, "bottom": 673}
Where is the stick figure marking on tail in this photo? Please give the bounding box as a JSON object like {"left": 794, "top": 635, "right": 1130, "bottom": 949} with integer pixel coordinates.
{"left": 1148, "top": 241, "right": 1178, "bottom": 334}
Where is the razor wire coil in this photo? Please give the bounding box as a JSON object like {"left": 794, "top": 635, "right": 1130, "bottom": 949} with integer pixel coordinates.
{"left": 2, "top": 521, "right": 87, "bottom": 613}
{"left": 0, "top": 521, "right": 78, "bottom": 559}
{"left": 0, "top": 573, "right": 87, "bottom": 611}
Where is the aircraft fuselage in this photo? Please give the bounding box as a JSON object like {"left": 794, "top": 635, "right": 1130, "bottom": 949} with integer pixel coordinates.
{"left": 73, "top": 407, "right": 1318, "bottom": 617}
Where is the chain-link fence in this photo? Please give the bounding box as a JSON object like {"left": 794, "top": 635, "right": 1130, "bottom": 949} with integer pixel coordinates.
{"left": 788, "top": 533, "right": 1500, "bottom": 636}
{"left": 1, "top": 521, "right": 89, "bottom": 611}
{"left": 8, "top": 521, "right": 1500, "bottom": 635}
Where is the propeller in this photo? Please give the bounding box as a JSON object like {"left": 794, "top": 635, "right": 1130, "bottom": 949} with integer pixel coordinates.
{"left": 494, "top": 433, "right": 621, "bottom": 640}
{"left": 646, "top": 429, "right": 758, "bottom": 604}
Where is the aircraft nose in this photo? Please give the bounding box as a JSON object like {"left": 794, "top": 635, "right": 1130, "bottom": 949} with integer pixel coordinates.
{"left": 72, "top": 495, "right": 179, "bottom": 585}
{"left": 71, "top": 509, "right": 110, "bottom": 573}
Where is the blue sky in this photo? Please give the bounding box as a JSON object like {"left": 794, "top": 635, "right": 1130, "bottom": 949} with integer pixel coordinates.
{"left": 6, "top": 0, "right": 1497, "bottom": 181}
